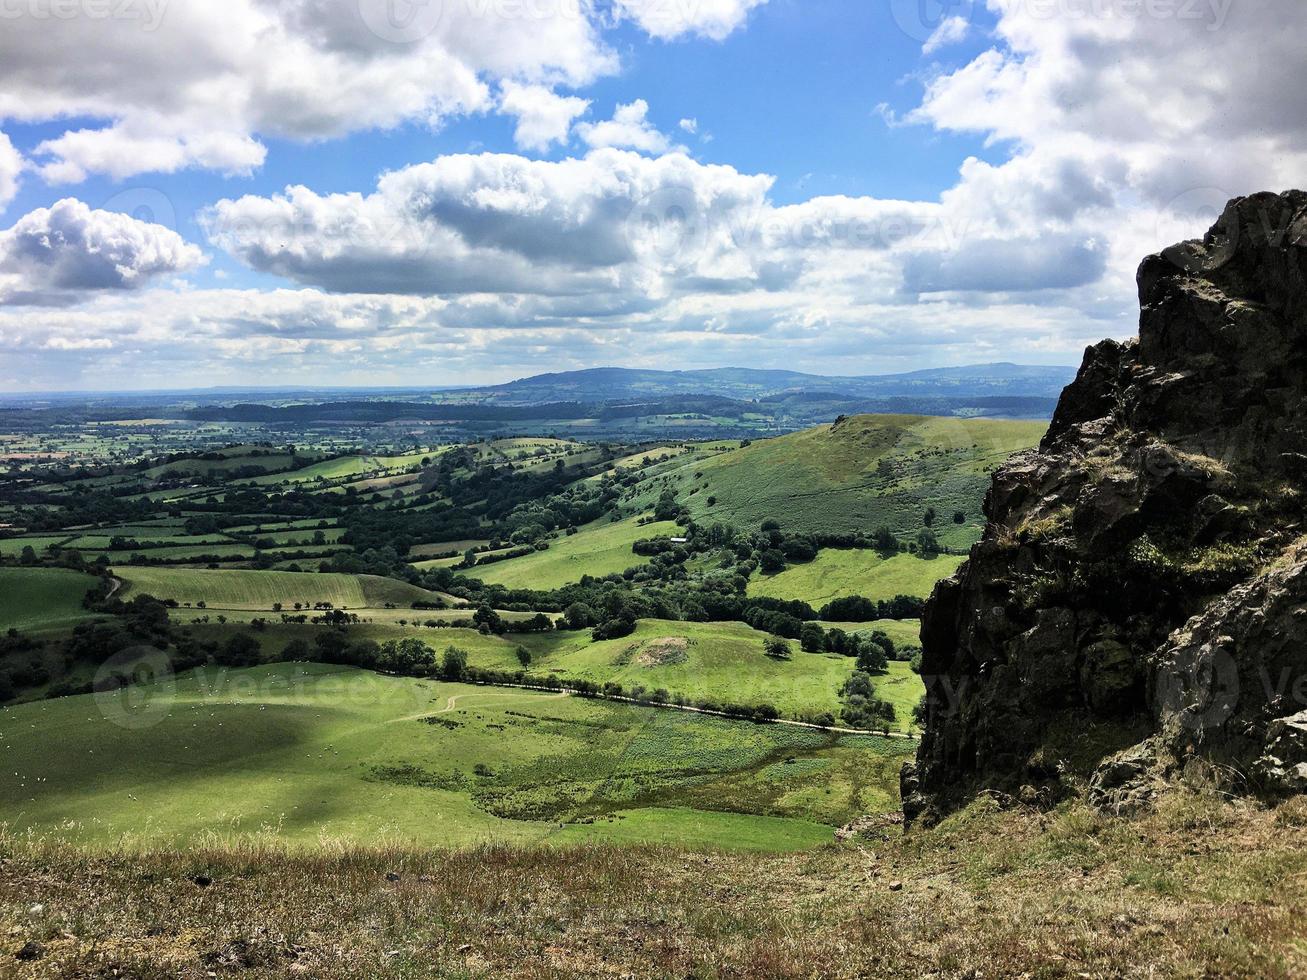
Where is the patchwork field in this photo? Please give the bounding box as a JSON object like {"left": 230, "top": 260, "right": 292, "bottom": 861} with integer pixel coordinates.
{"left": 749, "top": 549, "right": 966, "bottom": 607}
{"left": 466, "top": 517, "right": 681, "bottom": 589}
{"left": 0, "top": 663, "right": 909, "bottom": 850}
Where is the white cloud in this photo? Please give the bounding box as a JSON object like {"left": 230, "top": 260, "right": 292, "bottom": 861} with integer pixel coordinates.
{"left": 577, "top": 100, "right": 672, "bottom": 153}
{"left": 0, "top": 199, "right": 204, "bottom": 306}
{"left": 0, "top": 1, "right": 618, "bottom": 182}
{"left": 614, "top": 0, "right": 769, "bottom": 41}
{"left": 679, "top": 118, "right": 699, "bottom": 134}
{"left": 498, "top": 82, "right": 590, "bottom": 153}
{"left": 922, "top": 15, "right": 970, "bottom": 55}
{"left": 0, "top": 132, "right": 21, "bottom": 210}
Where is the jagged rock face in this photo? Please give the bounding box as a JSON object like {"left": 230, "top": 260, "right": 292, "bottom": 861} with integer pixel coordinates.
{"left": 904, "top": 191, "right": 1307, "bottom": 825}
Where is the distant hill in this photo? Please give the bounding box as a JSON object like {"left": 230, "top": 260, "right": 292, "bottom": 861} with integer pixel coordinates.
{"left": 446, "top": 363, "right": 1076, "bottom": 405}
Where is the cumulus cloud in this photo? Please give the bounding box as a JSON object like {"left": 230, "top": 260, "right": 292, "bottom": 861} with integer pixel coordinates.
{"left": 499, "top": 82, "right": 590, "bottom": 153}
{"left": 0, "top": 199, "right": 204, "bottom": 306}
{"left": 0, "top": 1, "right": 617, "bottom": 182}
{"left": 204, "top": 149, "right": 781, "bottom": 299}
{"left": 614, "top": 0, "right": 769, "bottom": 41}
{"left": 577, "top": 100, "right": 672, "bottom": 153}
{"left": 0, "top": 132, "right": 21, "bottom": 210}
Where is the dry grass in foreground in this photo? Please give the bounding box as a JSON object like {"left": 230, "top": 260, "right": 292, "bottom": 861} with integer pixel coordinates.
{"left": 4, "top": 791, "right": 1307, "bottom": 978}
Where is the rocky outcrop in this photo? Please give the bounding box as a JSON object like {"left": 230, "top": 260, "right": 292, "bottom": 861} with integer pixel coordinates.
{"left": 903, "top": 191, "right": 1307, "bottom": 825}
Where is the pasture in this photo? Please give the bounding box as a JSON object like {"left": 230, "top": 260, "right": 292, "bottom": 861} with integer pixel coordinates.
{"left": 749, "top": 549, "right": 966, "bottom": 607}
{"left": 0, "top": 663, "right": 909, "bottom": 850}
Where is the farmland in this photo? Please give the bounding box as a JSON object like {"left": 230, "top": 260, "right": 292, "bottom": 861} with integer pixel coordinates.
{"left": 115, "top": 568, "right": 445, "bottom": 611}
{"left": 0, "top": 410, "right": 1030, "bottom": 854}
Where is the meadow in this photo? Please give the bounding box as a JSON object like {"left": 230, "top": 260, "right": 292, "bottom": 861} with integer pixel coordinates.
{"left": 749, "top": 549, "right": 966, "bottom": 607}
{"left": 465, "top": 516, "right": 682, "bottom": 589}
{"left": 0, "top": 663, "right": 908, "bottom": 851}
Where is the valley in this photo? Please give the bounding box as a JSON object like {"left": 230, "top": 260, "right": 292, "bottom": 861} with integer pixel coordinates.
{"left": 0, "top": 409, "right": 1044, "bottom": 849}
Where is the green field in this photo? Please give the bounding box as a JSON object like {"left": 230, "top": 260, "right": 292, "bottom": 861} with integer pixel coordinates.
{"left": 656, "top": 414, "right": 1043, "bottom": 546}
{"left": 749, "top": 549, "right": 966, "bottom": 607}
{"left": 115, "top": 567, "right": 446, "bottom": 610}
{"left": 0, "top": 567, "right": 101, "bottom": 633}
{"left": 466, "top": 517, "right": 681, "bottom": 589}
{"left": 516, "top": 618, "right": 921, "bottom": 724}
{"left": 0, "top": 663, "right": 909, "bottom": 850}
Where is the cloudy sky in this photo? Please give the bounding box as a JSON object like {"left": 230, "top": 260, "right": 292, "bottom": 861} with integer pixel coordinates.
{"left": 0, "top": 0, "right": 1295, "bottom": 391}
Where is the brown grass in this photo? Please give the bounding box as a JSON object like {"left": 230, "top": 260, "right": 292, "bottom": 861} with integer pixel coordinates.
{"left": 3, "top": 791, "right": 1307, "bottom": 977}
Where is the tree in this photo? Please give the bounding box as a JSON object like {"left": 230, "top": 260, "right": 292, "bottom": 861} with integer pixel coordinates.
{"left": 379, "top": 638, "right": 433, "bottom": 673}
{"left": 440, "top": 646, "right": 468, "bottom": 681}
{"left": 916, "top": 528, "right": 941, "bottom": 555}
{"left": 216, "top": 633, "right": 262, "bottom": 668}
{"left": 952, "top": 510, "right": 966, "bottom": 524}
{"left": 871, "top": 526, "right": 898, "bottom": 552}
{"left": 19, "top": 546, "right": 36, "bottom": 566}
{"left": 764, "top": 636, "right": 792, "bottom": 660}
{"left": 563, "top": 602, "right": 595, "bottom": 630}
{"left": 516, "top": 646, "right": 532, "bottom": 667}
{"left": 759, "top": 549, "right": 786, "bottom": 575}
{"left": 855, "top": 635, "right": 890, "bottom": 674}
{"left": 923, "top": 507, "right": 937, "bottom": 526}
{"left": 800, "top": 622, "right": 826, "bottom": 653}
{"left": 473, "top": 604, "right": 505, "bottom": 635}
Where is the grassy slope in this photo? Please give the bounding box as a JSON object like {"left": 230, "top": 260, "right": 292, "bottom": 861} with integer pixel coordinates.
{"left": 466, "top": 517, "right": 681, "bottom": 590}
{"left": 115, "top": 567, "right": 444, "bottom": 610}
{"left": 749, "top": 549, "right": 966, "bottom": 608}
{"left": 0, "top": 567, "right": 100, "bottom": 632}
{"left": 653, "top": 414, "right": 1043, "bottom": 546}
{"left": 7, "top": 794, "right": 1304, "bottom": 977}
{"left": 0, "top": 663, "right": 905, "bottom": 850}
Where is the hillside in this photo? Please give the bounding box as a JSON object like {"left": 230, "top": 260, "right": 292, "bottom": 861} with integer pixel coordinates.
{"left": 0, "top": 663, "right": 905, "bottom": 850}
{"left": 650, "top": 414, "right": 1045, "bottom": 543}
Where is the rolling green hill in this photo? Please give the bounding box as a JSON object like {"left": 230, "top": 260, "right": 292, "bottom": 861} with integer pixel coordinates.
{"left": 0, "top": 663, "right": 908, "bottom": 850}
{"left": 649, "top": 414, "right": 1044, "bottom": 546}
{"left": 115, "top": 568, "right": 444, "bottom": 610}
{"left": 465, "top": 517, "right": 681, "bottom": 590}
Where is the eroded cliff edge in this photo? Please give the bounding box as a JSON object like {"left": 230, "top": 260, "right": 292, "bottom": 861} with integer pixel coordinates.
{"left": 903, "top": 191, "right": 1307, "bottom": 825}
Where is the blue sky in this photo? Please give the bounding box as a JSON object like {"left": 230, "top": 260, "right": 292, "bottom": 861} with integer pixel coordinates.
{"left": 0, "top": 0, "right": 1291, "bottom": 390}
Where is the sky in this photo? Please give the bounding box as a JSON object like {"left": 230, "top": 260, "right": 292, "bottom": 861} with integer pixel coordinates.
{"left": 0, "top": 0, "right": 1296, "bottom": 391}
